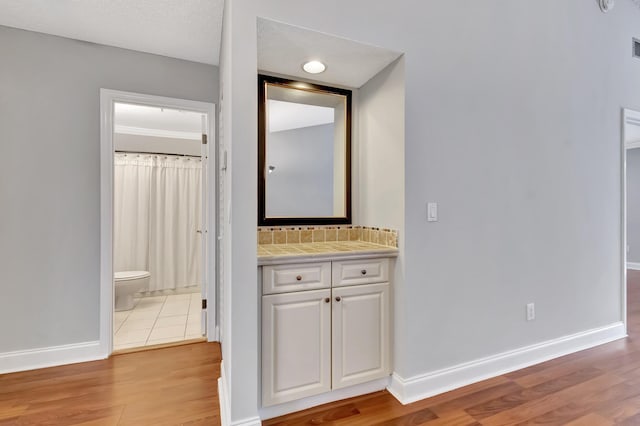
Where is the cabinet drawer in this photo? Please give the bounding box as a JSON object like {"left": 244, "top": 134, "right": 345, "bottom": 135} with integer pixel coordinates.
{"left": 263, "top": 262, "right": 331, "bottom": 295}
{"left": 332, "top": 258, "right": 389, "bottom": 287}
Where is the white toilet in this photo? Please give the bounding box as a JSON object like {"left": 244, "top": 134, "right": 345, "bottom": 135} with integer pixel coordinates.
{"left": 114, "top": 271, "right": 151, "bottom": 311}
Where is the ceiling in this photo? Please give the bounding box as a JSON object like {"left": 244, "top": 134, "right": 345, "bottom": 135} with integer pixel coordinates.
{"left": 114, "top": 103, "right": 202, "bottom": 156}
{"left": 115, "top": 103, "right": 203, "bottom": 140}
{"left": 258, "top": 18, "right": 402, "bottom": 88}
{"left": 0, "top": 0, "right": 223, "bottom": 65}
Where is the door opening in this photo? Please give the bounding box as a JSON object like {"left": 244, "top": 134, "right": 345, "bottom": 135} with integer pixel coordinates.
{"left": 100, "top": 90, "right": 216, "bottom": 356}
{"left": 623, "top": 109, "right": 640, "bottom": 334}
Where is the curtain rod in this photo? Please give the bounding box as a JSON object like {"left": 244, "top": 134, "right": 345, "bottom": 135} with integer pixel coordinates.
{"left": 115, "top": 150, "right": 202, "bottom": 159}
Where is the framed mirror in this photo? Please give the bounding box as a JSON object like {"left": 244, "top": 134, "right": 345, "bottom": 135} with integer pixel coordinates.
{"left": 258, "top": 74, "right": 352, "bottom": 226}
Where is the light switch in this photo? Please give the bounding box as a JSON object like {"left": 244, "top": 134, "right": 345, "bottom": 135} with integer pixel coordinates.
{"left": 427, "top": 202, "right": 438, "bottom": 222}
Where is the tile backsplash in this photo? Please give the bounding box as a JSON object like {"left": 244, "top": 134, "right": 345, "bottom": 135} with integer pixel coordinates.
{"left": 258, "top": 225, "right": 398, "bottom": 248}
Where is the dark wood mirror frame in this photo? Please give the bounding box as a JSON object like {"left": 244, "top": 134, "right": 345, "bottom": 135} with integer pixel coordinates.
{"left": 258, "top": 74, "right": 352, "bottom": 226}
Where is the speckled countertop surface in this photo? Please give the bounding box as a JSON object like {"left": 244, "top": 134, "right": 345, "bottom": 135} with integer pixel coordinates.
{"left": 258, "top": 241, "right": 398, "bottom": 265}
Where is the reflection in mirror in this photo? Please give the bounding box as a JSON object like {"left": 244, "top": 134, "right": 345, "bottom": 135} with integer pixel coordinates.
{"left": 258, "top": 75, "right": 351, "bottom": 226}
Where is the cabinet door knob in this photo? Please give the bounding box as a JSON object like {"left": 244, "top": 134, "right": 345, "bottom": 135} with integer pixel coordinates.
{"left": 361, "top": 269, "right": 367, "bottom": 275}
{"left": 335, "top": 296, "right": 341, "bottom": 302}
{"left": 324, "top": 298, "right": 330, "bottom": 303}
{"left": 296, "top": 275, "right": 302, "bottom": 281}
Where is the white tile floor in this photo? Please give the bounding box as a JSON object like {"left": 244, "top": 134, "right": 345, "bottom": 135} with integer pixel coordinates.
{"left": 113, "top": 293, "right": 203, "bottom": 351}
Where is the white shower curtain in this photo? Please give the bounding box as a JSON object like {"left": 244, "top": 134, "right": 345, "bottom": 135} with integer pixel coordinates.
{"left": 114, "top": 153, "right": 202, "bottom": 292}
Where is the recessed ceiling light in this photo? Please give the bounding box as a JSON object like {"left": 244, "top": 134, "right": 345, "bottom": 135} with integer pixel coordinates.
{"left": 302, "top": 60, "right": 326, "bottom": 74}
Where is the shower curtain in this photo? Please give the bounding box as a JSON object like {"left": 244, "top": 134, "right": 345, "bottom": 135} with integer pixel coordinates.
{"left": 114, "top": 153, "right": 202, "bottom": 292}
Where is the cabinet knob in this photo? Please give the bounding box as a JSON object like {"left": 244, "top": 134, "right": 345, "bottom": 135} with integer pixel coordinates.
{"left": 361, "top": 269, "right": 367, "bottom": 275}
{"left": 335, "top": 296, "right": 341, "bottom": 302}
{"left": 296, "top": 275, "right": 302, "bottom": 281}
{"left": 324, "top": 298, "right": 330, "bottom": 303}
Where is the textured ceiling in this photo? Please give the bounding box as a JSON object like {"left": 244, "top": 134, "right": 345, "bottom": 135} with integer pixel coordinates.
{"left": 258, "top": 18, "right": 401, "bottom": 88}
{"left": 0, "top": 0, "right": 223, "bottom": 65}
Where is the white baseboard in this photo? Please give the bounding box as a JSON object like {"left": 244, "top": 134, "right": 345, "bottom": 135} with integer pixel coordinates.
{"left": 0, "top": 341, "right": 105, "bottom": 375}
{"left": 230, "top": 418, "right": 262, "bottom": 426}
{"left": 218, "top": 361, "right": 261, "bottom": 426}
{"left": 627, "top": 262, "right": 640, "bottom": 270}
{"left": 259, "top": 377, "right": 389, "bottom": 420}
{"left": 388, "top": 322, "right": 626, "bottom": 405}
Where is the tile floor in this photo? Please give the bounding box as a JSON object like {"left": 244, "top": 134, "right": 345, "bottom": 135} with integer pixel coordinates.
{"left": 114, "top": 293, "right": 203, "bottom": 351}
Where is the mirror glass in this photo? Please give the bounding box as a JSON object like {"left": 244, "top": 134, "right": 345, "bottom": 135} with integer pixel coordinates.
{"left": 259, "top": 75, "right": 351, "bottom": 226}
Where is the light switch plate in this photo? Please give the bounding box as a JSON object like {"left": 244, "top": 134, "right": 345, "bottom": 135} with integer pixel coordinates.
{"left": 427, "top": 202, "right": 438, "bottom": 222}
{"left": 527, "top": 303, "right": 535, "bottom": 321}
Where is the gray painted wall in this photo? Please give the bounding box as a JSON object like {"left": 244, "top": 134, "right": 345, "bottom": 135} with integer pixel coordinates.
{"left": 628, "top": 149, "right": 640, "bottom": 263}
{"left": 223, "top": 0, "right": 640, "bottom": 421}
{"left": 0, "top": 25, "right": 218, "bottom": 353}
{"left": 266, "top": 124, "right": 334, "bottom": 217}
{"left": 357, "top": 56, "right": 406, "bottom": 373}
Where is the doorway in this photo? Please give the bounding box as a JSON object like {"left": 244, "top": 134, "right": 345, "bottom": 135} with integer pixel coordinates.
{"left": 624, "top": 109, "right": 640, "bottom": 333}
{"left": 99, "top": 90, "right": 216, "bottom": 356}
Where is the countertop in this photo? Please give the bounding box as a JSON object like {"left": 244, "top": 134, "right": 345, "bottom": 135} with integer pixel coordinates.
{"left": 257, "top": 241, "right": 398, "bottom": 265}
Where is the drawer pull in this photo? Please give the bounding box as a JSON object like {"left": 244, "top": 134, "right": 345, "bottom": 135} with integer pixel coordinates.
{"left": 361, "top": 269, "right": 367, "bottom": 275}
{"left": 335, "top": 296, "right": 341, "bottom": 302}
{"left": 296, "top": 275, "right": 302, "bottom": 281}
{"left": 324, "top": 298, "right": 330, "bottom": 303}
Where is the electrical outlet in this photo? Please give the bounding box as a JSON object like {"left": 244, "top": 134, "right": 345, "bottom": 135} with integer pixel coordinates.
{"left": 526, "top": 303, "right": 535, "bottom": 321}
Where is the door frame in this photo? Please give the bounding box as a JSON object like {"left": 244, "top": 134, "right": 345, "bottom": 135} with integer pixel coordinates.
{"left": 622, "top": 108, "right": 640, "bottom": 335}
{"left": 99, "top": 89, "right": 217, "bottom": 357}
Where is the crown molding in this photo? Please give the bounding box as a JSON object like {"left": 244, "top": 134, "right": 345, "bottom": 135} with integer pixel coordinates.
{"left": 114, "top": 125, "right": 201, "bottom": 141}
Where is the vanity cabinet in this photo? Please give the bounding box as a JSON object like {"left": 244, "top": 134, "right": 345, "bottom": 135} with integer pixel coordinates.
{"left": 261, "top": 257, "right": 391, "bottom": 407}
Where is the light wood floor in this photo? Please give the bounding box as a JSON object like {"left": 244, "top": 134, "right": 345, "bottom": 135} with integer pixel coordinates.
{"left": 3, "top": 272, "right": 640, "bottom": 425}
{"left": 0, "top": 342, "right": 221, "bottom": 425}
{"left": 265, "top": 271, "right": 640, "bottom": 425}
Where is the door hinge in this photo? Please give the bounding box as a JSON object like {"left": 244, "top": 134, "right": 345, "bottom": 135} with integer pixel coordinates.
{"left": 202, "top": 134, "right": 208, "bottom": 145}
{"left": 202, "top": 299, "right": 207, "bottom": 309}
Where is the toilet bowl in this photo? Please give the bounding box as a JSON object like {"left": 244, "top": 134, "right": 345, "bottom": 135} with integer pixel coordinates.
{"left": 114, "top": 271, "right": 150, "bottom": 311}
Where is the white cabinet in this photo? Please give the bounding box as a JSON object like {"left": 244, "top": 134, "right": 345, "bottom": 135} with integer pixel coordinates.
{"left": 262, "top": 289, "right": 332, "bottom": 406}
{"left": 332, "top": 282, "right": 389, "bottom": 389}
{"left": 261, "top": 257, "right": 392, "bottom": 407}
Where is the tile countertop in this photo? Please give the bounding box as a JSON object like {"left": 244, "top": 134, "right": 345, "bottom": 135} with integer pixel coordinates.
{"left": 257, "top": 241, "right": 399, "bottom": 265}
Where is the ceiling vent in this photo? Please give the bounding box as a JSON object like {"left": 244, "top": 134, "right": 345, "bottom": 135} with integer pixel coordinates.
{"left": 634, "top": 39, "right": 640, "bottom": 59}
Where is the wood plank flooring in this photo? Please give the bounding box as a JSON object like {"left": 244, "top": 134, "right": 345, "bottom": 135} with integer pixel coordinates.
{"left": 265, "top": 271, "right": 640, "bottom": 425}
{"left": 2, "top": 272, "right": 640, "bottom": 425}
{"left": 0, "top": 342, "right": 221, "bottom": 425}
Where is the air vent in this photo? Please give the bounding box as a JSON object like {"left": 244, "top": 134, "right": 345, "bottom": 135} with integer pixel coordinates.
{"left": 634, "top": 38, "right": 640, "bottom": 59}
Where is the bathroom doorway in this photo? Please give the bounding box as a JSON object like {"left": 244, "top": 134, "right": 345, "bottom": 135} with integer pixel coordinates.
{"left": 624, "top": 109, "right": 640, "bottom": 333}
{"left": 99, "top": 90, "right": 216, "bottom": 355}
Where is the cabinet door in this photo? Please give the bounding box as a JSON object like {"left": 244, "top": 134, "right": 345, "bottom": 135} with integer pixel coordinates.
{"left": 332, "top": 283, "right": 390, "bottom": 389}
{"left": 262, "top": 289, "right": 331, "bottom": 406}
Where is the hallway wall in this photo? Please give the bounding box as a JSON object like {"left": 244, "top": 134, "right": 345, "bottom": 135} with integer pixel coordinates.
{"left": 0, "top": 25, "right": 218, "bottom": 354}
{"left": 221, "top": 0, "right": 640, "bottom": 421}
